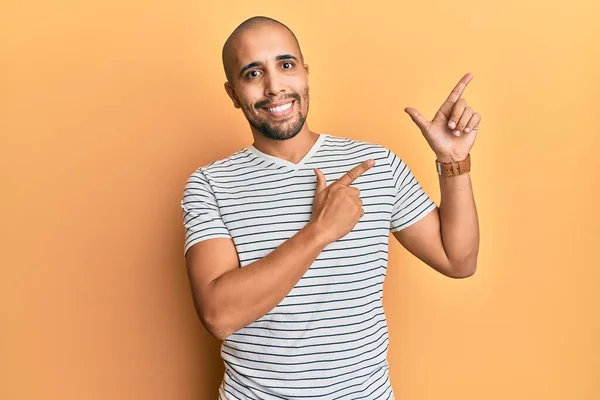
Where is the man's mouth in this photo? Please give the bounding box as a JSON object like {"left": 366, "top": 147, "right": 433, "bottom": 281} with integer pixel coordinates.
{"left": 262, "top": 100, "right": 295, "bottom": 116}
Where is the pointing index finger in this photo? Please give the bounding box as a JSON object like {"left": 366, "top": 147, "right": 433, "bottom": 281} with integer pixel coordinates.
{"left": 336, "top": 159, "right": 375, "bottom": 186}
{"left": 444, "top": 72, "right": 473, "bottom": 105}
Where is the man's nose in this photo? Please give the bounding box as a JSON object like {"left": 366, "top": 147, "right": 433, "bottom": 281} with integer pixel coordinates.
{"left": 263, "top": 72, "right": 285, "bottom": 97}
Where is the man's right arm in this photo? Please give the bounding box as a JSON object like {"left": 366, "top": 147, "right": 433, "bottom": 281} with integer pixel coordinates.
{"left": 186, "top": 222, "right": 327, "bottom": 340}
{"left": 185, "top": 159, "right": 375, "bottom": 340}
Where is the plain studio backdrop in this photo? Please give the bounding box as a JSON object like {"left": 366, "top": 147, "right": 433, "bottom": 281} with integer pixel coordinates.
{"left": 1, "top": 1, "right": 598, "bottom": 399}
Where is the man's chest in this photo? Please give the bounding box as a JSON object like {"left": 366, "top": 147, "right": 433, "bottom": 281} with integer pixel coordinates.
{"left": 213, "top": 172, "right": 396, "bottom": 266}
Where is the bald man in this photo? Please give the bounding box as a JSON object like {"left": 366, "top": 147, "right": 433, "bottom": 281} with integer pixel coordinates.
{"left": 181, "top": 16, "right": 481, "bottom": 400}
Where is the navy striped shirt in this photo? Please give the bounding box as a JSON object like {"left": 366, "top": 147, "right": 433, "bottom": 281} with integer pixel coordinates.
{"left": 181, "top": 133, "right": 436, "bottom": 399}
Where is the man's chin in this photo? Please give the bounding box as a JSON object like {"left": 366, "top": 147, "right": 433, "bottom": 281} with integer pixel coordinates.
{"left": 252, "top": 118, "right": 305, "bottom": 141}
{"left": 259, "top": 129, "right": 300, "bottom": 141}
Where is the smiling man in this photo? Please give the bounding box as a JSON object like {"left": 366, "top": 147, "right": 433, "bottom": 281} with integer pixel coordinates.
{"left": 221, "top": 17, "right": 313, "bottom": 146}
{"left": 181, "top": 16, "right": 481, "bottom": 400}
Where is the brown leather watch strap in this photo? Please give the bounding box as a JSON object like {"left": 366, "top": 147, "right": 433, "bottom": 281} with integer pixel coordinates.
{"left": 436, "top": 153, "right": 471, "bottom": 176}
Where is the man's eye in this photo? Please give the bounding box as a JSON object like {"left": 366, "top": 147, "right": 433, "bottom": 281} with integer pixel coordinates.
{"left": 246, "top": 70, "right": 261, "bottom": 79}
{"left": 282, "top": 61, "right": 294, "bottom": 69}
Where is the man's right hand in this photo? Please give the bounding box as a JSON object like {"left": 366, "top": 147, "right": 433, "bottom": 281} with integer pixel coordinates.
{"left": 309, "top": 159, "right": 376, "bottom": 245}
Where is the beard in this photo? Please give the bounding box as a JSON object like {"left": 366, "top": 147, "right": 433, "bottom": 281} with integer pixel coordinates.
{"left": 244, "top": 88, "right": 310, "bottom": 141}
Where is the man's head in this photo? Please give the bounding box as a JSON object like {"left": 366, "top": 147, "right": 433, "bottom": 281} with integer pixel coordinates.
{"left": 222, "top": 16, "right": 310, "bottom": 141}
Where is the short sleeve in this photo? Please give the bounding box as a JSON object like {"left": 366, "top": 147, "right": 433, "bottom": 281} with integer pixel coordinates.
{"left": 387, "top": 150, "right": 437, "bottom": 232}
{"left": 181, "top": 169, "right": 231, "bottom": 256}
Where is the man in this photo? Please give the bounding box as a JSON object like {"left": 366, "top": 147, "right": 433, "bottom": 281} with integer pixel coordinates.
{"left": 181, "top": 16, "right": 480, "bottom": 400}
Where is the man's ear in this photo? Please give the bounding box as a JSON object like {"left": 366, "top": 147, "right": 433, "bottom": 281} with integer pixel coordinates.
{"left": 224, "top": 81, "right": 241, "bottom": 109}
{"left": 304, "top": 64, "right": 309, "bottom": 76}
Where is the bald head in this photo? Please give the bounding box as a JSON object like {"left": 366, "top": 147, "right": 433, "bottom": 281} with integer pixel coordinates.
{"left": 222, "top": 16, "right": 304, "bottom": 83}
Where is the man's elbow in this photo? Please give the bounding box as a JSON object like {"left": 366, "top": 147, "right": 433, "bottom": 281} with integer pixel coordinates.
{"left": 192, "top": 291, "right": 234, "bottom": 340}
{"left": 200, "top": 309, "right": 234, "bottom": 341}
{"left": 190, "top": 281, "right": 235, "bottom": 340}
{"left": 206, "top": 325, "right": 232, "bottom": 341}
{"left": 448, "top": 259, "right": 478, "bottom": 279}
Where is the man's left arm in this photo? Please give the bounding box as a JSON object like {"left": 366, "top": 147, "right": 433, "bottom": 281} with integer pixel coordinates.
{"left": 394, "top": 72, "right": 482, "bottom": 278}
{"left": 393, "top": 171, "right": 479, "bottom": 279}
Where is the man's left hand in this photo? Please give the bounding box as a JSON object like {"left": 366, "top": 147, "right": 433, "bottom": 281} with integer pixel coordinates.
{"left": 404, "top": 72, "right": 481, "bottom": 163}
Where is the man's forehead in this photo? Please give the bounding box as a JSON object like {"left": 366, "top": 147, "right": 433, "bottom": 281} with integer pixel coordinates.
{"left": 230, "top": 25, "right": 301, "bottom": 67}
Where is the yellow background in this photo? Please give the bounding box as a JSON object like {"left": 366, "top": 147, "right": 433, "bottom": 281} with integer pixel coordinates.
{"left": 1, "top": 0, "right": 599, "bottom": 399}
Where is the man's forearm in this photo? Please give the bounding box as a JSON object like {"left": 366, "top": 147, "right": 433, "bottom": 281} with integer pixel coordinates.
{"left": 206, "top": 223, "right": 328, "bottom": 339}
{"left": 438, "top": 172, "right": 480, "bottom": 276}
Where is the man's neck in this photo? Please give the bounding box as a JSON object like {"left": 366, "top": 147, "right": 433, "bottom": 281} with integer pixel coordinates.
{"left": 251, "top": 128, "right": 320, "bottom": 165}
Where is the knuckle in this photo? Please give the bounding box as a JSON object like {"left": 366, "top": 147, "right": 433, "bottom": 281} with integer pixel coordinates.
{"left": 457, "top": 115, "right": 471, "bottom": 129}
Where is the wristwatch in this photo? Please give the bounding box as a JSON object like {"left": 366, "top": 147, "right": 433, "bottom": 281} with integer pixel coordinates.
{"left": 436, "top": 153, "right": 471, "bottom": 176}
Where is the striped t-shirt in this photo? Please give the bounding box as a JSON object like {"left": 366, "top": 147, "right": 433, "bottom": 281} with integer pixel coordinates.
{"left": 181, "top": 133, "right": 436, "bottom": 400}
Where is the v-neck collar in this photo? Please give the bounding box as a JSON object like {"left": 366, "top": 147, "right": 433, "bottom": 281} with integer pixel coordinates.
{"left": 248, "top": 133, "right": 327, "bottom": 170}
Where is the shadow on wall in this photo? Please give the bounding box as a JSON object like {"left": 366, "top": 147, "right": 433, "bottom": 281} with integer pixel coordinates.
{"left": 193, "top": 323, "right": 224, "bottom": 397}
{"left": 172, "top": 211, "right": 226, "bottom": 398}
{"left": 152, "top": 193, "right": 224, "bottom": 400}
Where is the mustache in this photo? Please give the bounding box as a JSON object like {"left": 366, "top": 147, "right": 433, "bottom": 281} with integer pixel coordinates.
{"left": 255, "top": 93, "right": 301, "bottom": 109}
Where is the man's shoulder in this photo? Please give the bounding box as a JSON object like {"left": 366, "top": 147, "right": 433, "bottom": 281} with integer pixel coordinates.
{"left": 323, "top": 133, "right": 394, "bottom": 160}
{"left": 190, "top": 147, "right": 253, "bottom": 176}
{"left": 183, "top": 147, "right": 255, "bottom": 190}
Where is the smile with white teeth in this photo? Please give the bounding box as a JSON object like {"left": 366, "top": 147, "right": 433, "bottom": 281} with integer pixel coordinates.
{"left": 266, "top": 102, "right": 293, "bottom": 113}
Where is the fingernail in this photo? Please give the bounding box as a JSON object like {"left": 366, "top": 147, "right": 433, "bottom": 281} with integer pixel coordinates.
{"left": 449, "top": 121, "right": 456, "bottom": 129}
{"left": 367, "top": 159, "right": 375, "bottom": 166}
{"left": 454, "top": 130, "right": 461, "bottom": 136}
{"left": 465, "top": 127, "right": 471, "bottom": 133}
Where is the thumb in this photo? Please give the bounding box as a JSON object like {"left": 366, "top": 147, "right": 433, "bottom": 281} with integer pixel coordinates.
{"left": 404, "top": 107, "right": 430, "bottom": 132}
{"left": 314, "top": 168, "right": 326, "bottom": 193}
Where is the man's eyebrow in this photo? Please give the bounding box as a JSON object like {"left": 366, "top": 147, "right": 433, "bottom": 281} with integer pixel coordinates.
{"left": 239, "top": 54, "right": 299, "bottom": 77}
{"left": 240, "top": 61, "right": 261, "bottom": 76}
{"left": 276, "top": 54, "right": 298, "bottom": 61}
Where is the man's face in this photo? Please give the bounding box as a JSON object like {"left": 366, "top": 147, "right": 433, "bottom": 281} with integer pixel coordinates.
{"left": 224, "top": 24, "right": 309, "bottom": 141}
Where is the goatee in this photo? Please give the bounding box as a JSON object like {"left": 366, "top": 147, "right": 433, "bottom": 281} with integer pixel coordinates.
{"left": 247, "top": 89, "right": 309, "bottom": 141}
